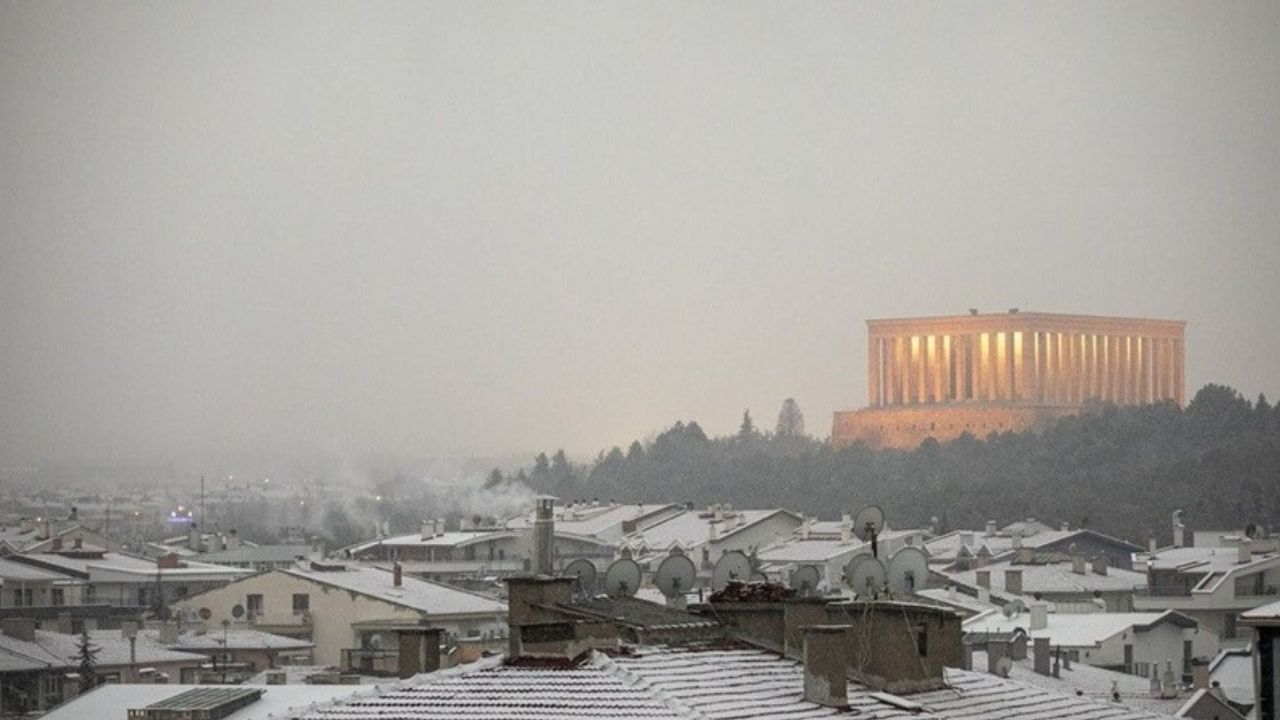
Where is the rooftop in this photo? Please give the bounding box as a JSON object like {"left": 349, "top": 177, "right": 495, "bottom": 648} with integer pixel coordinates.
{"left": 283, "top": 564, "right": 507, "bottom": 617}
{"left": 964, "top": 610, "right": 1196, "bottom": 648}
{"left": 40, "top": 682, "right": 370, "bottom": 720}
{"left": 945, "top": 560, "right": 1147, "bottom": 594}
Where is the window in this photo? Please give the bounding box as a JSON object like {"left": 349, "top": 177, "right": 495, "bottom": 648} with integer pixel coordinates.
{"left": 13, "top": 589, "right": 32, "bottom": 607}
{"left": 292, "top": 593, "right": 309, "bottom": 615}
{"left": 247, "top": 593, "right": 264, "bottom": 617}
{"left": 84, "top": 585, "right": 96, "bottom": 604}
{"left": 51, "top": 588, "right": 64, "bottom": 607}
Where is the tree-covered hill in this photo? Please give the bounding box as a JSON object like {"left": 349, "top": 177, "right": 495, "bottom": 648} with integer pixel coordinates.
{"left": 492, "top": 385, "right": 1280, "bottom": 545}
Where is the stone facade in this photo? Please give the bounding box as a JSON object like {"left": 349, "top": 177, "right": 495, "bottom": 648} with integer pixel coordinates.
{"left": 833, "top": 311, "right": 1186, "bottom": 449}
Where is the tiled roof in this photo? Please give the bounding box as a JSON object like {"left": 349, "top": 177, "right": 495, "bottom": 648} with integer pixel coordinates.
{"left": 968, "top": 649, "right": 1183, "bottom": 715}
{"left": 556, "top": 597, "right": 718, "bottom": 632}
{"left": 297, "top": 644, "right": 1181, "bottom": 720}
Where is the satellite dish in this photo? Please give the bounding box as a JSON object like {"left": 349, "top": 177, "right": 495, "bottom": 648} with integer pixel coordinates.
{"left": 603, "top": 558, "right": 641, "bottom": 598}
{"left": 790, "top": 565, "right": 821, "bottom": 596}
{"left": 198, "top": 607, "right": 213, "bottom": 621}
{"left": 231, "top": 604, "right": 245, "bottom": 619}
{"left": 1003, "top": 599, "right": 1027, "bottom": 617}
{"left": 563, "top": 558, "right": 598, "bottom": 596}
{"left": 845, "top": 554, "right": 886, "bottom": 598}
{"left": 887, "top": 546, "right": 929, "bottom": 596}
{"left": 852, "top": 505, "right": 886, "bottom": 541}
{"left": 712, "top": 551, "right": 752, "bottom": 591}
{"left": 654, "top": 553, "right": 696, "bottom": 599}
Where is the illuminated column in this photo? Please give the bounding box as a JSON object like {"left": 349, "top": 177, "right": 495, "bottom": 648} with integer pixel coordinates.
{"left": 1146, "top": 335, "right": 1157, "bottom": 399}
{"left": 936, "top": 335, "right": 947, "bottom": 399}
{"left": 916, "top": 336, "right": 928, "bottom": 404}
{"left": 1036, "top": 332, "right": 1048, "bottom": 402}
{"left": 941, "top": 335, "right": 953, "bottom": 402}
{"left": 1065, "top": 333, "right": 1078, "bottom": 404}
{"left": 1116, "top": 336, "right": 1128, "bottom": 404}
{"left": 1157, "top": 335, "right": 1167, "bottom": 397}
{"left": 868, "top": 336, "right": 882, "bottom": 407}
{"left": 1126, "top": 336, "right": 1138, "bottom": 404}
{"left": 1042, "top": 333, "right": 1055, "bottom": 403}
{"left": 1017, "top": 331, "right": 1032, "bottom": 402}
{"left": 1174, "top": 337, "right": 1185, "bottom": 405}
{"left": 903, "top": 337, "right": 915, "bottom": 404}
{"left": 956, "top": 335, "right": 970, "bottom": 401}
{"left": 890, "top": 335, "right": 901, "bottom": 404}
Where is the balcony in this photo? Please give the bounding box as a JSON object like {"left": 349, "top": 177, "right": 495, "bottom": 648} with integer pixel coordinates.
{"left": 249, "top": 610, "right": 313, "bottom": 631}
{"left": 341, "top": 648, "right": 399, "bottom": 677}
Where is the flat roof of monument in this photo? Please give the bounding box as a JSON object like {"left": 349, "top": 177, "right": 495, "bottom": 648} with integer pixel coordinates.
{"left": 866, "top": 311, "right": 1185, "bottom": 334}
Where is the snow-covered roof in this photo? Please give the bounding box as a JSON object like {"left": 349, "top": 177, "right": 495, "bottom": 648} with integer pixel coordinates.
{"left": 633, "top": 509, "right": 800, "bottom": 552}
{"left": 964, "top": 610, "right": 1197, "bottom": 649}
{"left": 295, "top": 644, "right": 1182, "bottom": 720}
{"left": 197, "top": 545, "right": 312, "bottom": 565}
{"left": 505, "top": 503, "right": 683, "bottom": 538}
{"left": 945, "top": 560, "right": 1147, "bottom": 594}
{"left": 914, "top": 587, "right": 1002, "bottom": 616}
{"left": 1208, "top": 645, "right": 1254, "bottom": 707}
{"left": 968, "top": 648, "right": 1184, "bottom": 716}
{"left": 0, "top": 628, "right": 206, "bottom": 670}
{"left": 1149, "top": 546, "right": 1280, "bottom": 575}
{"left": 40, "top": 682, "right": 371, "bottom": 720}
{"left": 283, "top": 564, "right": 507, "bottom": 617}
{"left": 154, "top": 628, "right": 314, "bottom": 652}
{"left": 9, "top": 551, "right": 250, "bottom": 580}
{"left": 0, "top": 557, "right": 72, "bottom": 583}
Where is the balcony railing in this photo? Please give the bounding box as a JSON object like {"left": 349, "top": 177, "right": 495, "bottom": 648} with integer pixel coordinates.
{"left": 249, "top": 610, "right": 313, "bottom": 628}
{"left": 341, "top": 648, "right": 399, "bottom": 677}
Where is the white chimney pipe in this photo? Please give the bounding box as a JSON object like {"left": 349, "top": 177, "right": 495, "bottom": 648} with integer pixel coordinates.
{"left": 1030, "top": 602, "right": 1048, "bottom": 631}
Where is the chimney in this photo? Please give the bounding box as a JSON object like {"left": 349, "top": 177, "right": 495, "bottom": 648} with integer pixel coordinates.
{"left": 976, "top": 570, "right": 991, "bottom": 589}
{"left": 1005, "top": 569, "right": 1023, "bottom": 595}
{"left": 39, "top": 520, "right": 51, "bottom": 540}
{"left": 393, "top": 563, "right": 403, "bottom": 587}
{"left": 1033, "top": 637, "right": 1051, "bottom": 676}
{"left": 840, "top": 514, "right": 852, "bottom": 545}
{"left": 157, "top": 553, "right": 182, "bottom": 569}
{"left": 1030, "top": 602, "right": 1048, "bottom": 631}
{"left": 421, "top": 520, "right": 435, "bottom": 540}
{"left": 1173, "top": 510, "right": 1185, "bottom": 548}
{"left": 1148, "top": 537, "right": 1158, "bottom": 554}
{"left": 708, "top": 522, "right": 720, "bottom": 543}
{"left": 209, "top": 531, "right": 224, "bottom": 554}
{"left": 504, "top": 576, "right": 576, "bottom": 660}
{"left": 1011, "top": 533, "right": 1022, "bottom": 550}
{"left": 1072, "top": 554, "right": 1086, "bottom": 575}
{"left": 987, "top": 639, "right": 1009, "bottom": 676}
{"left": 802, "top": 625, "right": 850, "bottom": 707}
{"left": 985, "top": 520, "right": 997, "bottom": 537}
{"left": 800, "top": 518, "right": 811, "bottom": 541}
{"left": 1016, "top": 547, "right": 1034, "bottom": 565}
{"left": 1009, "top": 632, "right": 1028, "bottom": 661}
{"left": 226, "top": 529, "right": 240, "bottom": 550}
{"left": 188, "top": 526, "right": 201, "bottom": 552}
{"left": 713, "top": 505, "right": 724, "bottom": 523}
{"left": 397, "top": 626, "right": 443, "bottom": 679}
{"left": 1092, "top": 555, "right": 1109, "bottom": 575}
{"left": 158, "top": 620, "right": 179, "bottom": 646}
{"left": 1060, "top": 522, "right": 1069, "bottom": 532}
{"left": 533, "top": 497, "right": 555, "bottom": 576}
{"left": 1238, "top": 538, "right": 1252, "bottom": 564}
{"left": 1, "top": 619, "right": 36, "bottom": 642}
{"left": 51, "top": 536, "right": 63, "bottom": 552}
{"left": 19, "top": 517, "right": 35, "bottom": 533}
{"left": 310, "top": 538, "right": 325, "bottom": 561}
{"left": 72, "top": 536, "right": 83, "bottom": 550}
{"left": 1191, "top": 656, "right": 1210, "bottom": 690}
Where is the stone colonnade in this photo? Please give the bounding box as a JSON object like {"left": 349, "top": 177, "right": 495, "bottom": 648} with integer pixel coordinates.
{"left": 867, "top": 315, "right": 1185, "bottom": 408}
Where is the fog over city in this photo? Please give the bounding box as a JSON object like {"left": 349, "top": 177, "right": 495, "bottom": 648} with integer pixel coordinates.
{"left": 3, "top": 2, "right": 1278, "bottom": 470}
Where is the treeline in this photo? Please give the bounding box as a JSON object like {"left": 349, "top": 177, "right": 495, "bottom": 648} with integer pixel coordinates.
{"left": 489, "top": 386, "right": 1280, "bottom": 545}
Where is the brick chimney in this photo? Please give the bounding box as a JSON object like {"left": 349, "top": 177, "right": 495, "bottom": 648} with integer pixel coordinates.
{"left": 1004, "top": 569, "right": 1023, "bottom": 595}
{"left": 1091, "top": 555, "right": 1109, "bottom": 575}
{"left": 802, "top": 626, "right": 849, "bottom": 707}
{"left": 72, "top": 536, "right": 83, "bottom": 550}
{"left": 1033, "top": 637, "right": 1051, "bottom": 676}
{"left": 987, "top": 638, "right": 1008, "bottom": 676}
{"left": 157, "top": 553, "right": 182, "bottom": 569}
{"left": 397, "top": 626, "right": 443, "bottom": 678}
{"left": 51, "top": 536, "right": 63, "bottom": 551}
{"left": 504, "top": 576, "right": 575, "bottom": 659}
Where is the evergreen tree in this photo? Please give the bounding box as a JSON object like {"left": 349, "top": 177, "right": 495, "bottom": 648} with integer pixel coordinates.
{"left": 483, "top": 468, "right": 505, "bottom": 489}
{"left": 737, "top": 409, "right": 758, "bottom": 441}
{"left": 775, "top": 398, "right": 806, "bottom": 437}
{"left": 75, "top": 628, "right": 100, "bottom": 694}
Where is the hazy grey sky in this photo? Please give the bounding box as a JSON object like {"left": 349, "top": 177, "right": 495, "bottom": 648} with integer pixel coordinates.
{"left": 2, "top": 2, "right": 1278, "bottom": 466}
